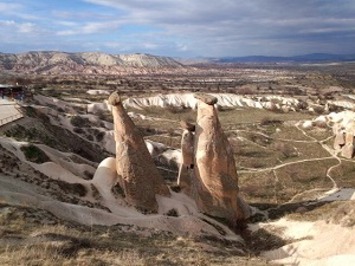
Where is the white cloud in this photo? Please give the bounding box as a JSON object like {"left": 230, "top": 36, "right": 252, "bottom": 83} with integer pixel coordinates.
{"left": 81, "top": 0, "right": 355, "bottom": 56}
{"left": 0, "top": 2, "right": 22, "bottom": 12}
{"left": 56, "top": 30, "right": 77, "bottom": 36}
{"left": 56, "top": 20, "right": 122, "bottom": 36}
{"left": 17, "top": 22, "right": 37, "bottom": 33}
{"left": 0, "top": 20, "right": 39, "bottom": 34}
{"left": 2, "top": 0, "right": 355, "bottom": 56}
{"left": 0, "top": 20, "right": 16, "bottom": 26}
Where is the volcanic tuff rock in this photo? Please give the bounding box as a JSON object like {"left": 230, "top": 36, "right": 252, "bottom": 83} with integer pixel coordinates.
{"left": 341, "top": 121, "right": 355, "bottom": 159}
{"left": 177, "top": 120, "right": 195, "bottom": 191}
{"left": 334, "top": 132, "right": 345, "bottom": 150}
{"left": 193, "top": 94, "right": 248, "bottom": 223}
{"left": 108, "top": 91, "right": 170, "bottom": 213}
{"left": 330, "top": 113, "right": 355, "bottom": 158}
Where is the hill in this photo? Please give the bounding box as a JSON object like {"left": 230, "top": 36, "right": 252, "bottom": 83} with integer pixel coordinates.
{"left": 0, "top": 51, "right": 184, "bottom": 74}
{"left": 184, "top": 53, "right": 355, "bottom": 65}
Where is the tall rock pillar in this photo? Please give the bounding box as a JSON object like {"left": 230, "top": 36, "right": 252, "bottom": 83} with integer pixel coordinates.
{"left": 193, "top": 93, "right": 249, "bottom": 223}
{"left": 108, "top": 91, "right": 170, "bottom": 213}
{"left": 177, "top": 120, "right": 195, "bottom": 191}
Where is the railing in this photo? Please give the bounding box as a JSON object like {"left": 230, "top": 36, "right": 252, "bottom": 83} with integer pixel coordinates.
{"left": 0, "top": 113, "right": 23, "bottom": 126}
{"left": 0, "top": 103, "right": 24, "bottom": 126}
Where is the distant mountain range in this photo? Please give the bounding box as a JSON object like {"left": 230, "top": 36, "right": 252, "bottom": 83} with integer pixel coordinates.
{"left": 1, "top": 51, "right": 354, "bottom": 75}
{"left": 208, "top": 53, "right": 355, "bottom": 64}
{"left": 0, "top": 51, "right": 183, "bottom": 74}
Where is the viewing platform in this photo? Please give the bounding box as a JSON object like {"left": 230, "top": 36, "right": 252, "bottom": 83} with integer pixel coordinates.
{"left": 0, "top": 98, "right": 23, "bottom": 127}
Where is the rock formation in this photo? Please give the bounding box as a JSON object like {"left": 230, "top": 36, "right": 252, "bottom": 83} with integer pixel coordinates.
{"left": 177, "top": 120, "right": 195, "bottom": 191}
{"left": 333, "top": 124, "right": 345, "bottom": 150}
{"left": 334, "top": 132, "right": 345, "bottom": 150}
{"left": 341, "top": 121, "right": 355, "bottom": 159}
{"left": 108, "top": 91, "right": 170, "bottom": 213}
{"left": 332, "top": 117, "right": 355, "bottom": 158}
{"left": 192, "top": 93, "right": 248, "bottom": 223}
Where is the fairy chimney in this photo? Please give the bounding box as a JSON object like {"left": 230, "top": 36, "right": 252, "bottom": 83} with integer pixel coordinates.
{"left": 193, "top": 93, "right": 249, "bottom": 223}
{"left": 177, "top": 120, "right": 195, "bottom": 190}
{"left": 108, "top": 91, "right": 170, "bottom": 213}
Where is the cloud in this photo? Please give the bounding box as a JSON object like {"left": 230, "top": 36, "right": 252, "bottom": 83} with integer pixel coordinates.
{"left": 57, "top": 20, "right": 122, "bottom": 36}
{"left": 0, "top": 20, "right": 39, "bottom": 34}
{"left": 0, "top": 2, "right": 22, "bottom": 12}
{"left": 1, "top": 0, "right": 355, "bottom": 56}
{"left": 81, "top": 0, "right": 355, "bottom": 56}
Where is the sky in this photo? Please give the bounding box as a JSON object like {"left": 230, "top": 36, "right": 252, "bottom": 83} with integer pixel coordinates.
{"left": 1, "top": 0, "right": 355, "bottom": 57}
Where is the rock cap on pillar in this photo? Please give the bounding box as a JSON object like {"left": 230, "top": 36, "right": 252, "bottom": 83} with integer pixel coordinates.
{"left": 108, "top": 91, "right": 122, "bottom": 106}
{"left": 194, "top": 93, "right": 218, "bottom": 105}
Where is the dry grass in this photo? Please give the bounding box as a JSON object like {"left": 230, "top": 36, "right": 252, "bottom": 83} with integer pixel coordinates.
{"left": 3, "top": 72, "right": 355, "bottom": 264}
{"left": 0, "top": 203, "right": 269, "bottom": 266}
{"left": 218, "top": 108, "right": 313, "bottom": 125}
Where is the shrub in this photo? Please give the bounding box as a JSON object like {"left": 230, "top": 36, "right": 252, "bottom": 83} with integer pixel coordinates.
{"left": 20, "top": 144, "right": 50, "bottom": 164}
{"left": 111, "top": 182, "right": 125, "bottom": 198}
{"left": 95, "top": 131, "right": 105, "bottom": 142}
{"left": 297, "top": 100, "right": 308, "bottom": 110}
{"left": 70, "top": 116, "right": 91, "bottom": 127}
{"left": 166, "top": 209, "right": 179, "bottom": 217}
{"left": 260, "top": 117, "right": 283, "bottom": 126}
{"left": 313, "top": 105, "right": 325, "bottom": 115}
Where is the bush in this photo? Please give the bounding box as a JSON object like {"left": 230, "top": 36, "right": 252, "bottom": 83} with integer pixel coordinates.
{"left": 95, "top": 131, "right": 105, "bottom": 142}
{"left": 166, "top": 208, "right": 179, "bottom": 217}
{"left": 260, "top": 117, "right": 283, "bottom": 126}
{"left": 20, "top": 144, "right": 50, "bottom": 164}
{"left": 70, "top": 116, "right": 91, "bottom": 127}
{"left": 313, "top": 105, "right": 325, "bottom": 115}
{"left": 297, "top": 100, "right": 308, "bottom": 110}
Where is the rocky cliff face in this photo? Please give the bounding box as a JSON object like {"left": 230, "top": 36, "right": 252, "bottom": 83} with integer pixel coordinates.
{"left": 0, "top": 51, "right": 184, "bottom": 74}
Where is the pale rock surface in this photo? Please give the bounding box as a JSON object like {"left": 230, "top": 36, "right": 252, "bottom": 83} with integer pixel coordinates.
{"left": 193, "top": 93, "right": 248, "bottom": 223}
{"left": 177, "top": 121, "right": 195, "bottom": 191}
{"left": 108, "top": 91, "right": 170, "bottom": 213}
{"left": 308, "top": 111, "right": 355, "bottom": 158}
{"left": 262, "top": 218, "right": 355, "bottom": 266}
{"left": 333, "top": 132, "right": 345, "bottom": 150}
{"left": 86, "top": 89, "right": 110, "bottom": 96}
{"left": 123, "top": 93, "right": 299, "bottom": 111}
{"left": 302, "top": 120, "right": 313, "bottom": 129}
{"left": 341, "top": 132, "right": 355, "bottom": 158}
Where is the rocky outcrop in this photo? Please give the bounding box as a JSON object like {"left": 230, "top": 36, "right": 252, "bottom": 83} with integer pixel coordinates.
{"left": 330, "top": 114, "right": 355, "bottom": 158}
{"left": 192, "top": 93, "right": 248, "bottom": 223}
{"left": 108, "top": 91, "right": 170, "bottom": 213}
{"left": 0, "top": 51, "right": 183, "bottom": 74}
{"left": 177, "top": 121, "right": 195, "bottom": 191}
{"left": 333, "top": 124, "right": 345, "bottom": 150}
{"left": 334, "top": 132, "right": 345, "bottom": 150}
{"left": 341, "top": 121, "right": 355, "bottom": 159}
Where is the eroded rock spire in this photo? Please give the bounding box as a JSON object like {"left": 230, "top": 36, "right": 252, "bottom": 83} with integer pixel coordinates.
{"left": 108, "top": 91, "right": 170, "bottom": 213}
{"left": 193, "top": 93, "right": 249, "bottom": 223}
{"left": 177, "top": 120, "right": 195, "bottom": 191}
